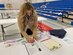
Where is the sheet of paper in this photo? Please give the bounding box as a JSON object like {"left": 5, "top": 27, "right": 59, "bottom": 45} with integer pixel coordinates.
{"left": 26, "top": 43, "right": 40, "bottom": 55}
{"left": 26, "top": 42, "right": 53, "bottom": 55}
{"left": 0, "top": 43, "right": 28, "bottom": 55}
{"left": 42, "top": 39, "right": 62, "bottom": 51}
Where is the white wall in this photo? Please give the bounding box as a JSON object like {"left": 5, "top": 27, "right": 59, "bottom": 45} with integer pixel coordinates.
{"left": 32, "top": 0, "right": 45, "bottom": 3}
{"left": 10, "top": 0, "right": 24, "bottom": 9}
{"left": 0, "top": 0, "right": 4, "bottom": 4}
{"left": 5, "top": 0, "right": 25, "bottom": 9}
{"left": 0, "top": 0, "right": 58, "bottom": 9}
{"left": 0, "top": 0, "right": 25, "bottom": 9}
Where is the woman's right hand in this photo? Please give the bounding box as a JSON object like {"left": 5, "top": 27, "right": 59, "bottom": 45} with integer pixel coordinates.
{"left": 27, "top": 36, "right": 35, "bottom": 43}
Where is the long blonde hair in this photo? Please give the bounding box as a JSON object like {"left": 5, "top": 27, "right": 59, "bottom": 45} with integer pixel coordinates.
{"left": 18, "top": 2, "right": 35, "bottom": 19}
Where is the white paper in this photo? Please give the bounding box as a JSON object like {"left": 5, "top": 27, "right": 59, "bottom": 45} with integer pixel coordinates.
{"left": 37, "top": 31, "right": 51, "bottom": 41}
{"left": 0, "top": 42, "right": 28, "bottom": 55}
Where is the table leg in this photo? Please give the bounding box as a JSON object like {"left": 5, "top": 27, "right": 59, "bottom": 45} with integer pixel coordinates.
{"left": 1, "top": 25, "right": 5, "bottom": 40}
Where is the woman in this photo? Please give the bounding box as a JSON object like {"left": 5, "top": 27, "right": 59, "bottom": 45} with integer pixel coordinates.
{"left": 17, "top": 2, "right": 38, "bottom": 43}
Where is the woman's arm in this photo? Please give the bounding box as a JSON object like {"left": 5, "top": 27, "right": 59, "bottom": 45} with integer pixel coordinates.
{"left": 17, "top": 17, "right": 30, "bottom": 41}
{"left": 32, "top": 13, "right": 38, "bottom": 40}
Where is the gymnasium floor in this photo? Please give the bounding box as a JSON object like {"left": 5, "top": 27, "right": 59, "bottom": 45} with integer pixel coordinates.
{"left": 0, "top": 16, "right": 73, "bottom": 42}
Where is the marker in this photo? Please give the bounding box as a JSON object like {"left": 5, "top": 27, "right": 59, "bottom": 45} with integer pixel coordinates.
{"left": 32, "top": 40, "right": 42, "bottom": 51}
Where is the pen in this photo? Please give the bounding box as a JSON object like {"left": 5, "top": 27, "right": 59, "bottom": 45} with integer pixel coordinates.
{"left": 32, "top": 40, "right": 42, "bottom": 51}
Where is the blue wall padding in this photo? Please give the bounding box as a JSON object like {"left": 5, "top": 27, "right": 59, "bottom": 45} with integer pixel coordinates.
{"left": 71, "top": 22, "right": 73, "bottom": 25}
{"left": 0, "top": 4, "right": 5, "bottom": 9}
{"left": 46, "top": 0, "right": 73, "bottom": 10}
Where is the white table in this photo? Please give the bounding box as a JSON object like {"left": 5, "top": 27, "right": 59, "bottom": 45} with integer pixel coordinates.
{"left": 0, "top": 19, "right": 17, "bottom": 40}
{"left": 23, "top": 35, "right": 73, "bottom": 55}
{"left": 64, "top": 27, "right": 73, "bottom": 40}
{"left": 48, "top": 27, "right": 73, "bottom": 55}
{"left": 0, "top": 9, "right": 19, "bottom": 40}
{"left": 50, "top": 35, "right": 73, "bottom": 55}
{"left": 0, "top": 9, "right": 19, "bottom": 13}
{"left": 0, "top": 27, "right": 73, "bottom": 55}
{"left": 0, "top": 19, "right": 17, "bottom": 24}
{"left": 23, "top": 28, "right": 73, "bottom": 55}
